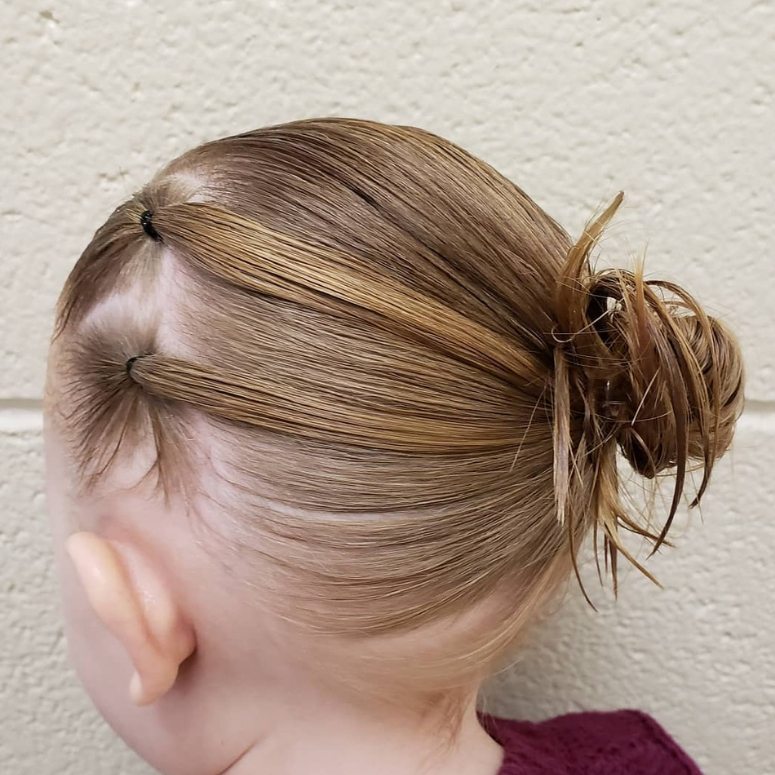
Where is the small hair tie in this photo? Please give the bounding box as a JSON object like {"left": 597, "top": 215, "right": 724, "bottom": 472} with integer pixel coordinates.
{"left": 140, "top": 210, "right": 162, "bottom": 242}
{"left": 125, "top": 356, "right": 140, "bottom": 376}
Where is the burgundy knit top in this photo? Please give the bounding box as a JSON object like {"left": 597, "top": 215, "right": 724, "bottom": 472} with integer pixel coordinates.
{"left": 478, "top": 710, "right": 704, "bottom": 774}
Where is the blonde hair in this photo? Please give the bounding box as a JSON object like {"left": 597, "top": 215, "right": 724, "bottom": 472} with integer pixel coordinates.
{"left": 51, "top": 117, "right": 744, "bottom": 698}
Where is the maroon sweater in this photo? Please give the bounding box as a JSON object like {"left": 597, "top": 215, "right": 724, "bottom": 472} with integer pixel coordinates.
{"left": 478, "top": 710, "right": 704, "bottom": 774}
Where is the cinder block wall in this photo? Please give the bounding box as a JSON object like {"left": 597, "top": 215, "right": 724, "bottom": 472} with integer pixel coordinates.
{"left": 2, "top": 2, "right": 773, "bottom": 773}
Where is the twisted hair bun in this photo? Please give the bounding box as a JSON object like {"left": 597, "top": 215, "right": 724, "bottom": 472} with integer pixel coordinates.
{"left": 552, "top": 193, "right": 744, "bottom": 588}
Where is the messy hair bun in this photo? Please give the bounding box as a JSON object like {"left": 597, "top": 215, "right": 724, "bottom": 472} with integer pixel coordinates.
{"left": 552, "top": 193, "right": 744, "bottom": 588}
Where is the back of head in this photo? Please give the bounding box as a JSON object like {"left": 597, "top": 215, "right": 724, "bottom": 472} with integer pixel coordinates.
{"left": 49, "top": 117, "right": 744, "bottom": 702}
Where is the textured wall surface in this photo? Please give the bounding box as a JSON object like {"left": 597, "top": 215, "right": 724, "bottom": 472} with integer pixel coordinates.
{"left": 1, "top": 1, "right": 773, "bottom": 773}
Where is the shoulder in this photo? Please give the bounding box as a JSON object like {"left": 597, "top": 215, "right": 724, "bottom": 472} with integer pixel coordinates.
{"left": 479, "top": 709, "right": 705, "bottom": 775}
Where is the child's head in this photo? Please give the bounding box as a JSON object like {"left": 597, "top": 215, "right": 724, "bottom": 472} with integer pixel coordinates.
{"left": 44, "top": 117, "right": 744, "bottom": 774}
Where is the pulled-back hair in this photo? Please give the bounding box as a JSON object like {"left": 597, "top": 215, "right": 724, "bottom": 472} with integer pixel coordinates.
{"left": 50, "top": 117, "right": 744, "bottom": 691}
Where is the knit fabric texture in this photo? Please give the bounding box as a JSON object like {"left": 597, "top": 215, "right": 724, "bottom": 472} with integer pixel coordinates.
{"left": 478, "top": 710, "right": 704, "bottom": 774}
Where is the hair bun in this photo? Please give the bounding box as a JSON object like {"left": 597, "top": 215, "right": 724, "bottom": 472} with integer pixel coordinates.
{"left": 551, "top": 193, "right": 745, "bottom": 587}
{"left": 611, "top": 310, "right": 744, "bottom": 480}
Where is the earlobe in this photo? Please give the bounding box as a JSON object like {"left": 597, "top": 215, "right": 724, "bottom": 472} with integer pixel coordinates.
{"left": 65, "top": 531, "right": 196, "bottom": 707}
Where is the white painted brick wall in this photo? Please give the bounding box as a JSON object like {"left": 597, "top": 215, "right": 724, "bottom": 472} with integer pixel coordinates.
{"left": 1, "top": 1, "right": 772, "bottom": 773}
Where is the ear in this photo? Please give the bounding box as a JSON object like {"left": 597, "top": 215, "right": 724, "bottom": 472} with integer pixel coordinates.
{"left": 65, "top": 531, "right": 196, "bottom": 707}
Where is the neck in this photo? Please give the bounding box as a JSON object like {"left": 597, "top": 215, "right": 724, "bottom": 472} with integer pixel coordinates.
{"left": 221, "top": 689, "right": 504, "bottom": 775}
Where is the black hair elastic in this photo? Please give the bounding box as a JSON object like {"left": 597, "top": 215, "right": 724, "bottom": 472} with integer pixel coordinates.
{"left": 140, "top": 209, "right": 162, "bottom": 242}
{"left": 125, "top": 356, "right": 140, "bottom": 377}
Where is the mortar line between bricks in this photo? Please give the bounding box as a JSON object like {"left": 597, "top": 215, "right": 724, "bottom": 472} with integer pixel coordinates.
{"left": 0, "top": 398, "right": 44, "bottom": 411}
{"left": 743, "top": 399, "right": 775, "bottom": 414}
{"left": 1, "top": 399, "right": 775, "bottom": 433}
